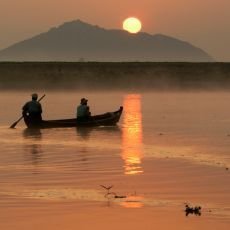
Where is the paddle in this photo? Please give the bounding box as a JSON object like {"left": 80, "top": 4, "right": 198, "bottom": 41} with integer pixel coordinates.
{"left": 10, "top": 94, "right": 46, "bottom": 129}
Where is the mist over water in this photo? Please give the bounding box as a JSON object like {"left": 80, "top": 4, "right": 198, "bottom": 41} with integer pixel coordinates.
{"left": 0, "top": 62, "right": 230, "bottom": 91}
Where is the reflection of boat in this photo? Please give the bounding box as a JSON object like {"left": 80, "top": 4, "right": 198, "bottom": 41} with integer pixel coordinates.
{"left": 76, "top": 126, "right": 121, "bottom": 140}
{"left": 23, "top": 128, "right": 42, "bottom": 139}
{"left": 76, "top": 127, "right": 93, "bottom": 139}
{"left": 24, "top": 107, "right": 123, "bottom": 129}
{"left": 23, "top": 128, "right": 43, "bottom": 165}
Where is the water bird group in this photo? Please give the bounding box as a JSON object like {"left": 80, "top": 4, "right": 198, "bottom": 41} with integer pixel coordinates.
{"left": 185, "top": 204, "right": 202, "bottom": 216}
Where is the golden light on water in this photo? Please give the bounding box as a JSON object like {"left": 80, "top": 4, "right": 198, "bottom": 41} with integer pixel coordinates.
{"left": 122, "top": 94, "right": 144, "bottom": 175}
{"left": 121, "top": 195, "right": 144, "bottom": 208}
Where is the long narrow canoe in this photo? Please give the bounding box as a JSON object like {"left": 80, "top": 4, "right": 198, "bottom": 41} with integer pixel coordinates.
{"left": 24, "top": 106, "right": 123, "bottom": 129}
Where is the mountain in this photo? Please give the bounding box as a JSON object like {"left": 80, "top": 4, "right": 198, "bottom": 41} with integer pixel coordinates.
{"left": 0, "top": 20, "right": 214, "bottom": 62}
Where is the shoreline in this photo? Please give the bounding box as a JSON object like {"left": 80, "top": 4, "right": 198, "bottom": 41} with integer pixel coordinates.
{"left": 0, "top": 62, "right": 230, "bottom": 90}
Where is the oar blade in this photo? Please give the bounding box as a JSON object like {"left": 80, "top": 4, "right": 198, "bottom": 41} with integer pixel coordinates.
{"left": 10, "top": 121, "right": 18, "bottom": 129}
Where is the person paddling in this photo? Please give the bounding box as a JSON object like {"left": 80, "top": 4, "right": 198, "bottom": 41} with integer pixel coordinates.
{"left": 22, "top": 93, "right": 43, "bottom": 125}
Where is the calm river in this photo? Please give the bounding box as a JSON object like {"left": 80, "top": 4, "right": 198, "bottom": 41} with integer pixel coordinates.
{"left": 0, "top": 91, "right": 229, "bottom": 230}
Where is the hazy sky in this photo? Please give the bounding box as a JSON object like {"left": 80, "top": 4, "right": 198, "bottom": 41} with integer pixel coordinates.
{"left": 0, "top": 0, "right": 229, "bottom": 61}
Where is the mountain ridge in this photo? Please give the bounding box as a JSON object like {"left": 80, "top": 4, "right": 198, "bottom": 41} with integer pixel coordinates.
{"left": 0, "top": 19, "right": 214, "bottom": 62}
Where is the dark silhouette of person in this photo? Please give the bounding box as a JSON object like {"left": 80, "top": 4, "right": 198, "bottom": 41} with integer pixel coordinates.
{"left": 22, "top": 93, "right": 42, "bottom": 125}
{"left": 76, "top": 98, "right": 91, "bottom": 122}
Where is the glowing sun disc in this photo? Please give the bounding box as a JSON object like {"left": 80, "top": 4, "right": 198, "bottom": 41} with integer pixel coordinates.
{"left": 123, "top": 17, "right": 142, "bottom": 34}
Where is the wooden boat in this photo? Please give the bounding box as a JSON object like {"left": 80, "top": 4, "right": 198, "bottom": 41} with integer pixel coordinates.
{"left": 24, "top": 106, "right": 123, "bottom": 129}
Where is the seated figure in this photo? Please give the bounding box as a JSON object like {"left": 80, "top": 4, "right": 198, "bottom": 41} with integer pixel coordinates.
{"left": 76, "top": 98, "right": 91, "bottom": 122}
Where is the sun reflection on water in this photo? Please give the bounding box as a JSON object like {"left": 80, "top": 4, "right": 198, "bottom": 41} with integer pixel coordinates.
{"left": 122, "top": 94, "right": 144, "bottom": 175}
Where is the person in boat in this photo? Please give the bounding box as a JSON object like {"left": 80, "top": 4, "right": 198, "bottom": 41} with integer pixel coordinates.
{"left": 76, "top": 98, "right": 91, "bottom": 122}
{"left": 22, "top": 93, "right": 42, "bottom": 124}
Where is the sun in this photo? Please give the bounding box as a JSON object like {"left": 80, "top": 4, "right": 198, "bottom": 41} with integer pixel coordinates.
{"left": 123, "top": 17, "right": 142, "bottom": 34}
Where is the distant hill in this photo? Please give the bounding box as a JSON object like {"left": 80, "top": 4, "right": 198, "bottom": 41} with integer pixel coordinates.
{"left": 0, "top": 20, "right": 214, "bottom": 62}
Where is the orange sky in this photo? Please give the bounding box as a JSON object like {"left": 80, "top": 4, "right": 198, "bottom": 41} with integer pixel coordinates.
{"left": 0, "top": 0, "right": 229, "bottom": 61}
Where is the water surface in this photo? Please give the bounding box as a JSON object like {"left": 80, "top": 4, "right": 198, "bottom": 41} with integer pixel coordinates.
{"left": 0, "top": 91, "right": 229, "bottom": 229}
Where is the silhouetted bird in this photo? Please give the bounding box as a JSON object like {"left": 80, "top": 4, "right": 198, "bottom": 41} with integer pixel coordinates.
{"left": 185, "top": 204, "right": 202, "bottom": 216}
